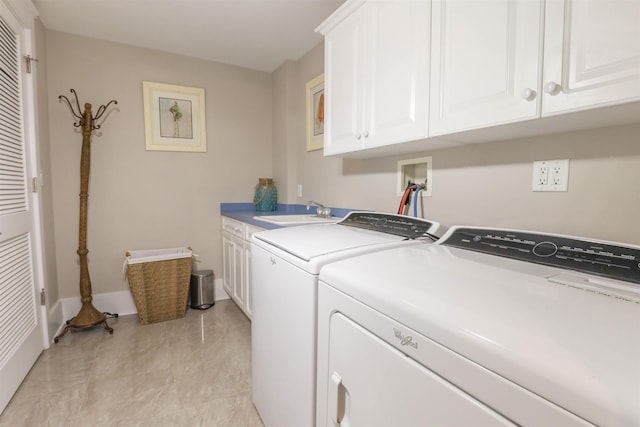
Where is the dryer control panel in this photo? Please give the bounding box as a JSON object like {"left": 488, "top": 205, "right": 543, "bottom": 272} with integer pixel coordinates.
{"left": 339, "top": 212, "right": 439, "bottom": 239}
{"left": 441, "top": 227, "right": 640, "bottom": 284}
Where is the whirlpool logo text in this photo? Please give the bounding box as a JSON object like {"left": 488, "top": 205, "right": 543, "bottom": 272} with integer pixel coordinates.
{"left": 393, "top": 328, "right": 418, "bottom": 349}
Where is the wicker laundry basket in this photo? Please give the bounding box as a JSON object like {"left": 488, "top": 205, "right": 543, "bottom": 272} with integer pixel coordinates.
{"left": 126, "top": 247, "right": 192, "bottom": 325}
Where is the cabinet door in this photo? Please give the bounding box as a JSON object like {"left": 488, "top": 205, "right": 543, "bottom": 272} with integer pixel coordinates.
{"left": 542, "top": 0, "right": 640, "bottom": 115}
{"left": 324, "top": 6, "right": 366, "bottom": 155}
{"left": 363, "top": 0, "right": 429, "bottom": 148}
{"left": 243, "top": 224, "right": 263, "bottom": 319}
{"left": 222, "top": 233, "right": 233, "bottom": 296}
{"left": 222, "top": 233, "right": 244, "bottom": 307}
{"left": 244, "top": 245, "right": 252, "bottom": 319}
{"left": 231, "top": 235, "right": 245, "bottom": 307}
{"left": 429, "top": 0, "right": 543, "bottom": 135}
{"left": 325, "top": 313, "right": 515, "bottom": 427}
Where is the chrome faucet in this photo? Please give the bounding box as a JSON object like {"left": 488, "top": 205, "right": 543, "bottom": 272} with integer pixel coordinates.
{"left": 307, "top": 200, "right": 332, "bottom": 218}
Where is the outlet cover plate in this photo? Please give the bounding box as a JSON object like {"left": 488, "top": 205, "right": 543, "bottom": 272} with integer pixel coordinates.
{"left": 532, "top": 159, "right": 569, "bottom": 192}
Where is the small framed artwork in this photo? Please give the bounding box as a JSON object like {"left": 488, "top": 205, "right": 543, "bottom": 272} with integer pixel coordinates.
{"left": 305, "top": 74, "right": 325, "bottom": 152}
{"left": 142, "top": 81, "right": 207, "bottom": 152}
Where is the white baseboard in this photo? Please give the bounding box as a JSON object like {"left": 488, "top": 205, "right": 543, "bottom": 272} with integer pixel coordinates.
{"left": 58, "top": 278, "right": 229, "bottom": 331}
{"left": 60, "top": 290, "right": 137, "bottom": 320}
{"left": 46, "top": 299, "right": 63, "bottom": 347}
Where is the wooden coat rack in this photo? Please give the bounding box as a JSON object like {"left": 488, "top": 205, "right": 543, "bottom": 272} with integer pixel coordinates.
{"left": 54, "top": 89, "right": 119, "bottom": 343}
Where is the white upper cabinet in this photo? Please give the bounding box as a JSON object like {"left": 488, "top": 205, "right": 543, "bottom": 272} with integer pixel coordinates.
{"left": 319, "top": 0, "right": 430, "bottom": 156}
{"left": 542, "top": 0, "right": 640, "bottom": 115}
{"left": 322, "top": 6, "right": 366, "bottom": 154}
{"left": 318, "top": 0, "right": 640, "bottom": 158}
{"left": 429, "top": 0, "right": 543, "bottom": 135}
{"left": 430, "top": 0, "right": 640, "bottom": 136}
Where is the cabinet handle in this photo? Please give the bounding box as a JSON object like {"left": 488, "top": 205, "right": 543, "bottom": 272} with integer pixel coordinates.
{"left": 363, "top": 130, "right": 369, "bottom": 138}
{"left": 356, "top": 133, "right": 362, "bottom": 140}
{"left": 544, "top": 81, "right": 561, "bottom": 96}
{"left": 521, "top": 88, "right": 537, "bottom": 101}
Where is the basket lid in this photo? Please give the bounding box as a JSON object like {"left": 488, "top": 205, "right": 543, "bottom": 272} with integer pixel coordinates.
{"left": 126, "top": 247, "right": 192, "bottom": 264}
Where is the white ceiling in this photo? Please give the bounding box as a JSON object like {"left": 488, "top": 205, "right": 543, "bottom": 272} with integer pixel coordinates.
{"left": 33, "top": 0, "right": 346, "bottom": 72}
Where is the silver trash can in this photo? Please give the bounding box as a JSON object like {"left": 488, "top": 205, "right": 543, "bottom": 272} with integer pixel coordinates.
{"left": 190, "top": 270, "right": 214, "bottom": 310}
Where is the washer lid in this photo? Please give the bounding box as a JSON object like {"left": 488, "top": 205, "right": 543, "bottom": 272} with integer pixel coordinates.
{"left": 253, "top": 212, "right": 439, "bottom": 261}
{"left": 253, "top": 222, "right": 405, "bottom": 261}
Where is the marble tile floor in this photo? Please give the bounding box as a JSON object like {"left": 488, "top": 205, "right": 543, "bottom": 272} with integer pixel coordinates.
{"left": 0, "top": 300, "right": 264, "bottom": 427}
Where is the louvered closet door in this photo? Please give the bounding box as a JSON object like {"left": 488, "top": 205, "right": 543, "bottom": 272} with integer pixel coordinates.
{"left": 0, "top": 2, "right": 43, "bottom": 415}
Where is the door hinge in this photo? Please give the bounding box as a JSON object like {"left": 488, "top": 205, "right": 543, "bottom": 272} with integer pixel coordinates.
{"left": 25, "top": 55, "right": 38, "bottom": 74}
{"left": 32, "top": 177, "right": 38, "bottom": 193}
{"left": 40, "top": 289, "right": 46, "bottom": 306}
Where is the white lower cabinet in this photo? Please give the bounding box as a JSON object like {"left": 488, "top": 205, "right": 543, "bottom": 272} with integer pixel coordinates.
{"left": 222, "top": 217, "right": 264, "bottom": 318}
{"left": 242, "top": 223, "right": 263, "bottom": 319}
{"left": 222, "top": 224, "right": 244, "bottom": 309}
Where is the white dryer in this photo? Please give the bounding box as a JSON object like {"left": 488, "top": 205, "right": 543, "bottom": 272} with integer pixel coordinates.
{"left": 316, "top": 226, "right": 640, "bottom": 427}
{"left": 250, "top": 212, "right": 442, "bottom": 427}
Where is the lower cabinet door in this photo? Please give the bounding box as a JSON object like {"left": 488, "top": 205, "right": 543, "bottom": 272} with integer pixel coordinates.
{"left": 231, "top": 235, "right": 244, "bottom": 307}
{"left": 243, "top": 245, "right": 252, "bottom": 319}
{"left": 222, "top": 233, "right": 233, "bottom": 296}
{"left": 222, "top": 232, "right": 244, "bottom": 307}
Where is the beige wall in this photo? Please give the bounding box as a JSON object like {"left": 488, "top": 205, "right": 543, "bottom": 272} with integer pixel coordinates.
{"left": 272, "top": 60, "right": 298, "bottom": 202}
{"left": 45, "top": 31, "right": 273, "bottom": 299}
{"left": 283, "top": 42, "right": 640, "bottom": 245}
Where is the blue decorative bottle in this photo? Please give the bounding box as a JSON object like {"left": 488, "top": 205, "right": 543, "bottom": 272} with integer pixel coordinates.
{"left": 253, "top": 178, "right": 277, "bottom": 212}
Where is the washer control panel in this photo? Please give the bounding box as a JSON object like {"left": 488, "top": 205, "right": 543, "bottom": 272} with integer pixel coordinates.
{"left": 442, "top": 227, "right": 640, "bottom": 284}
{"left": 339, "top": 212, "right": 439, "bottom": 239}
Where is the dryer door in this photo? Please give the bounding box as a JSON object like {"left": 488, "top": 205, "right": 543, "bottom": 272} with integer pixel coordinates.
{"left": 325, "top": 313, "right": 516, "bottom": 427}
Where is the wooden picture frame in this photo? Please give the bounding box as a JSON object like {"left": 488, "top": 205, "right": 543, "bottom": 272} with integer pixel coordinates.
{"left": 305, "top": 74, "right": 325, "bottom": 152}
{"left": 142, "top": 81, "right": 207, "bottom": 152}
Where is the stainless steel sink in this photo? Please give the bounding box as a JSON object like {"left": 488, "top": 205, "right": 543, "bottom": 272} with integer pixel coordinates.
{"left": 253, "top": 214, "right": 339, "bottom": 226}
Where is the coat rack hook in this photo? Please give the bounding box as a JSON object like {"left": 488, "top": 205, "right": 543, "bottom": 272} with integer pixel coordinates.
{"left": 58, "top": 89, "right": 118, "bottom": 130}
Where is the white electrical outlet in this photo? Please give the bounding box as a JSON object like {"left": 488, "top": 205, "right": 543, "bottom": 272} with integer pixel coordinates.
{"left": 532, "top": 159, "right": 569, "bottom": 192}
{"left": 550, "top": 165, "right": 563, "bottom": 186}
{"left": 536, "top": 165, "right": 549, "bottom": 185}
{"left": 297, "top": 184, "right": 303, "bottom": 198}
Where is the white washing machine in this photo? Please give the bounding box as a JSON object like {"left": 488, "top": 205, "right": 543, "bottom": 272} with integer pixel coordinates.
{"left": 250, "top": 212, "right": 442, "bottom": 427}
{"left": 316, "top": 226, "right": 640, "bottom": 427}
